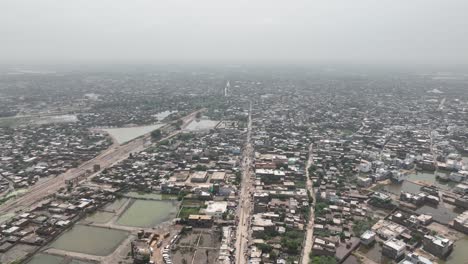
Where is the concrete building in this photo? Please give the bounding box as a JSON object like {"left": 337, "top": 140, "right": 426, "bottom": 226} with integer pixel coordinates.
{"left": 202, "top": 201, "right": 228, "bottom": 218}
{"left": 210, "top": 171, "right": 226, "bottom": 183}
{"left": 422, "top": 235, "right": 453, "bottom": 258}
{"left": 190, "top": 171, "right": 208, "bottom": 183}
{"left": 382, "top": 238, "right": 406, "bottom": 260}
{"left": 399, "top": 252, "right": 433, "bottom": 264}
{"left": 357, "top": 177, "right": 372, "bottom": 187}
{"left": 453, "top": 210, "right": 468, "bottom": 234}
{"left": 360, "top": 230, "right": 376, "bottom": 246}
{"left": 187, "top": 214, "right": 213, "bottom": 227}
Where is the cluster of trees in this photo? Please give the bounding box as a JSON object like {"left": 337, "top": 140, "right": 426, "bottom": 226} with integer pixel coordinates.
{"left": 368, "top": 196, "right": 395, "bottom": 210}
{"left": 233, "top": 171, "right": 242, "bottom": 185}
{"left": 194, "top": 164, "right": 208, "bottom": 171}
{"left": 280, "top": 229, "right": 304, "bottom": 255}
{"left": 308, "top": 164, "right": 317, "bottom": 175}
{"left": 352, "top": 217, "right": 376, "bottom": 236}
{"left": 315, "top": 201, "right": 330, "bottom": 217}
{"left": 151, "top": 129, "right": 162, "bottom": 140}
{"left": 309, "top": 255, "right": 337, "bottom": 264}
{"left": 256, "top": 229, "right": 279, "bottom": 241}
{"left": 177, "top": 132, "right": 195, "bottom": 140}
{"left": 174, "top": 119, "right": 183, "bottom": 130}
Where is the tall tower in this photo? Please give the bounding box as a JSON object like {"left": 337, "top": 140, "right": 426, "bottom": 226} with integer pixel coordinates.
{"left": 225, "top": 80, "right": 230, "bottom": 97}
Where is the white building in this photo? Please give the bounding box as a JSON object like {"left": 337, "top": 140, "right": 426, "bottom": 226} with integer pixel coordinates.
{"left": 360, "top": 230, "right": 376, "bottom": 245}
{"left": 399, "top": 252, "right": 433, "bottom": 264}
{"left": 382, "top": 238, "right": 406, "bottom": 260}
{"left": 201, "top": 201, "right": 228, "bottom": 218}
{"left": 358, "top": 161, "right": 372, "bottom": 173}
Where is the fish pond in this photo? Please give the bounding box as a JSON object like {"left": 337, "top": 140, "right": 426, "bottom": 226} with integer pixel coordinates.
{"left": 103, "top": 123, "right": 165, "bottom": 144}
{"left": 49, "top": 225, "right": 129, "bottom": 256}
{"left": 116, "top": 199, "right": 178, "bottom": 228}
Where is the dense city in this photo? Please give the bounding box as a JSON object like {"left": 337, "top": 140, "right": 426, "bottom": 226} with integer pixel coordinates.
{"left": 0, "top": 66, "right": 467, "bottom": 264}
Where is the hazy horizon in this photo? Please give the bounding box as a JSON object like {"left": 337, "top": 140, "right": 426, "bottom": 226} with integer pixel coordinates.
{"left": 1, "top": 0, "right": 468, "bottom": 66}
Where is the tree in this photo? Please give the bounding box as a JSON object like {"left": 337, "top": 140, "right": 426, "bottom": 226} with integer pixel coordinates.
{"left": 269, "top": 250, "right": 278, "bottom": 260}
{"left": 175, "top": 119, "right": 183, "bottom": 130}
{"left": 194, "top": 164, "right": 207, "bottom": 171}
{"left": 315, "top": 202, "right": 329, "bottom": 216}
{"left": 257, "top": 243, "right": 273, "bottom": 253}
{"left": 281, "top": 237, "right": 301, "bottom": 254}
{"left": 151, "top": 129, "right": 162, "bottom": 140}
{"left": 352, "top": 217, "right": 376, "bottom": 236}
{"left": 311, "top": 256, "right": 337, "bottom": 264}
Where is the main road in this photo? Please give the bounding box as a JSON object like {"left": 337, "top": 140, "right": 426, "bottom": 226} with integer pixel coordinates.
{"left": 235, "top": 101, "right": 254, "bottom": 264}
{"left": 301, "top": 142, "right": 316, "bottom": 264}
{"left": 0, "top": 109, "right": 204, "bottom": 215}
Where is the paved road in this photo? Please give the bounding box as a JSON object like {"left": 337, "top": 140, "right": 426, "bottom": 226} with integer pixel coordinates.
{"left": 301, "top": 143, "right": 316, "bottom": 264}
{"left": 235, "top": 101, "right": 253, "bottom": 264}
{"left": 0, "top": 109, "right": 204, "bottom": 215}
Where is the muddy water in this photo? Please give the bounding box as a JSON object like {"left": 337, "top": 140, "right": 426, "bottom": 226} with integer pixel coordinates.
{"left": 116, "top": 199, "right": 178, "bottom": 227}
{"left": 124, "top": 191, "right": 176, "bottom": 200}
{"left": 81, "top": 211, "right": 114, "bottom": 224}
{"left": 184, "top": 119, "right": 219, "bottom": 131}
{"left": 27, "top": 254, "right": 94, "bottom": 264}
{"left": 27, "top": 254, "right": 63, "bottom": 264}
{"left": 443, "top": 236, "right": 468, "bottom": 264}
{"left": 103, "top": 123, "right": 165, "bottom": 144}
{"left": 50, "top": 225, "right": 128, "bottom": 256}
{"left": 104, "top": 198, "right": 128, "bottom": 211}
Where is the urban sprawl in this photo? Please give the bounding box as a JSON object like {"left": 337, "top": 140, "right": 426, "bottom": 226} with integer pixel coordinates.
{"left": 0, "top": 67, "right": 468, "bottom": 264}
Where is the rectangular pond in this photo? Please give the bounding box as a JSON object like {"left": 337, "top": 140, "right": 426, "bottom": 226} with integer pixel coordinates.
{"left": 50, "top": 225, "right": 129, "bottom": 256}
{"left": 116, "top": 199, "right": 178, "bottom": 228}
{"left": 124, "top": 191, "right": 176, "bottom": 200}
{"left": 184, "top": 119, "right": 219, "bottom": 131}
{"left": 81, "top": 211, "right": 115, "bottom": 224}
{"left": 104, "top": 198, "right": 129, "bottom": 211}
{"left": 103, "top": 124, "right": 165, "bottom": 144}
{"left": 154, "top": 110, "right": 178, "bottom": 121}
{"left": 27, "top": 254, "right": 64, "bottom": 264}
{"left": 35, "top": 114, "right": 78, "bottom": 125}
{"left": 27, "top": 254, "right": 94, "bottom": 264}
{"left": 70, "top": 260, "right": 95, "bottom": 264}
{"left": 406, "top": 171, "right": 457, "bottom": 190}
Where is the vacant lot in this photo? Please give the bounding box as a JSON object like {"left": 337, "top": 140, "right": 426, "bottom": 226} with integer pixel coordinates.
{"left": 171, "top": 229, "right": 221, "bottom": 264}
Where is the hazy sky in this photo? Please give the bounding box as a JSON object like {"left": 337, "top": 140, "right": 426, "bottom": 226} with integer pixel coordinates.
{"left": 1, "top": 0, "right": 467, "bottom": 65}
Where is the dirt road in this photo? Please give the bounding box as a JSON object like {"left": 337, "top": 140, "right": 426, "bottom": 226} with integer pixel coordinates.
{"left": 301, "top": 143, "right": 316, "bottom": 264}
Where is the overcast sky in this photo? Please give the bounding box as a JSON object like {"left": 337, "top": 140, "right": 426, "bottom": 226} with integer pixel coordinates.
{"left": 1, "top": 0, "right": 467, "bottom": 65}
